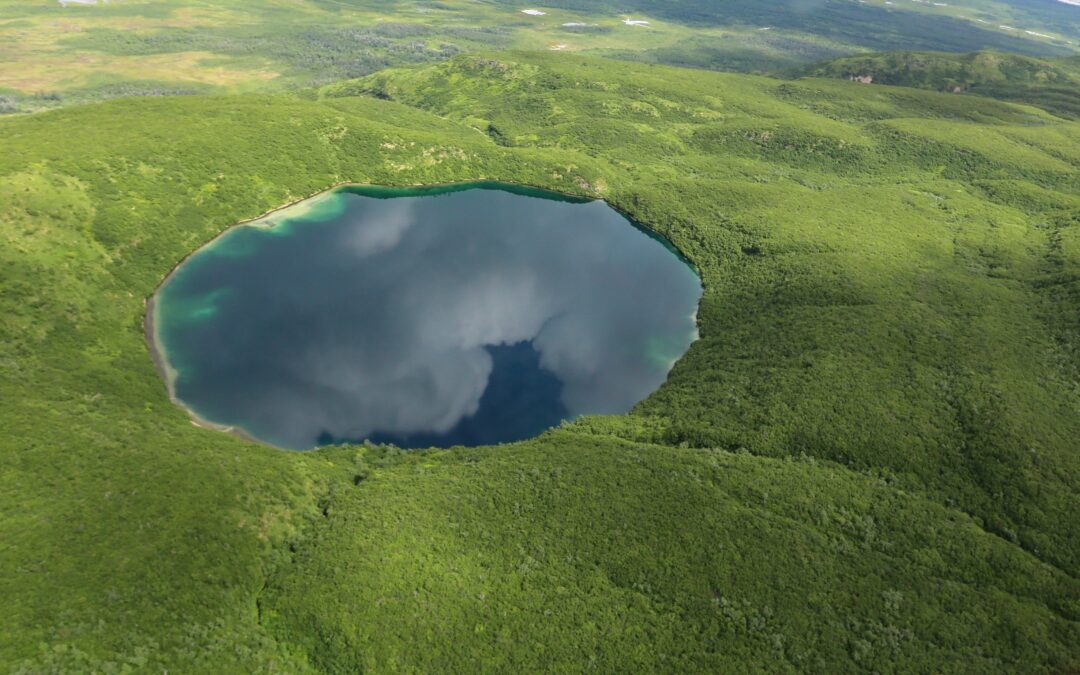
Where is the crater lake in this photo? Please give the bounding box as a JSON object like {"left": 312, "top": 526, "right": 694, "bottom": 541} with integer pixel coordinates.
{"left": 149, "top": 183, "right": 702, "bottom": 450}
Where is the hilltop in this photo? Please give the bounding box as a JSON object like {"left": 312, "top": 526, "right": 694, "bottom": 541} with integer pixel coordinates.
{"left": 805, "top": 50, "right": 1080, "bottom": 119}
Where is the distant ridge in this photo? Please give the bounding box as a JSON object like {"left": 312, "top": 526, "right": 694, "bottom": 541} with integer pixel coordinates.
{"left": 804, "top": 50, "right": 1080, "bottom": 119}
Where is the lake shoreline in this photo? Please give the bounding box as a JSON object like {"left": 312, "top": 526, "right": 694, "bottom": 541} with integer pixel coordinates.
{"left": 144, "top": 292, "right": 276, "bottom": 447}
{"left": 142, "top": 179, "right": 703, "bottom": 451}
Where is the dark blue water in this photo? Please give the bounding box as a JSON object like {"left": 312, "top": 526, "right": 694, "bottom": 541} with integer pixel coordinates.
{"left": 152, "top": 183, "right": 701, "bottom": 450}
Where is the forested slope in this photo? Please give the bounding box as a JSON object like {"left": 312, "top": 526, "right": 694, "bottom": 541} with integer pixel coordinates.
{"left": 329, "top": 52, "right": 1080, "bottom": 572}
{"left": 806, "top": 50, "right": 1080, "bottom": 119}
{"left": 1, "top": 53, "right": 1078, "bottom": 671}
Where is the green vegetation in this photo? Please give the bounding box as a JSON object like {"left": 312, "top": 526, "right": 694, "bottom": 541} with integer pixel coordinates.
{"left": 807, "top": 50, "right": 1080, "bottom": 119}
{"left": 2, "top": 0, "right": 1077, "bottom": 113}
{"left": 2, "top": 50, "right": 1079, "bottom": 671}
{"left": 266, "top": 437, "right": 1078, "bottom": 672}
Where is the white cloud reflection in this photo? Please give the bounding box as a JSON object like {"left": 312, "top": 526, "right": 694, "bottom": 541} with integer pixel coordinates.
{"left": 163, "top": 188, "right": 700, "bottom": 449}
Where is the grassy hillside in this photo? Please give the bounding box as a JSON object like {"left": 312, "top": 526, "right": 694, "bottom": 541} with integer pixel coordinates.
{"left": 2, "top": 53, "right": 1079, "bottom": 671}
{"left": 806, "top": 50, "right": 1080, "bottom": 119}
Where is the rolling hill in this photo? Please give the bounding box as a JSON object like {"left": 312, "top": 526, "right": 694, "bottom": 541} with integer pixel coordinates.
{"left": 806, "top": 50, "right": 1080, "bottom": 118}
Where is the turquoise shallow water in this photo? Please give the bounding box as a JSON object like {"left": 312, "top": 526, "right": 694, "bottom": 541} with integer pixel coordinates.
{"left": 153, "top": 183, "right": 702, "bottom": 450}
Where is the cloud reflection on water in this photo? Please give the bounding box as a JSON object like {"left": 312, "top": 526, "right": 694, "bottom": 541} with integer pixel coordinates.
{"left": 159, "top": 186, "right": 701, "bottom": 449}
